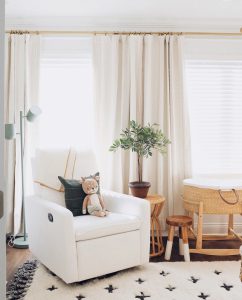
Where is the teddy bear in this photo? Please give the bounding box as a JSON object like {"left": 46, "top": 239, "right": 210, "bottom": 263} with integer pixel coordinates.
{"left": 81, "top": 175, "right": 108, "bottom": 217}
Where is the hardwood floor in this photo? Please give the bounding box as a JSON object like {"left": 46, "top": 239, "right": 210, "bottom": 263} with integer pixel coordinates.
{"left": 7, "top": 237, "right": 241, "bottom": 283}
{"left": 6, "top": 245, "right": 32, "bottom": 283}
{"left": 150, "top": 236, "right": 241, "bottom": 262}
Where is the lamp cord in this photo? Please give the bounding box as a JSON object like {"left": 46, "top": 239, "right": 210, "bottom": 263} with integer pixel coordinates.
{"left": 7, "top": 234, "right": 16, "bottom": 248}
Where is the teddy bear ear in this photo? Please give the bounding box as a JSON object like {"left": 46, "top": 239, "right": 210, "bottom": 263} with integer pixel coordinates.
{"left": 80, "top": 177, "right": 86, "bottom": 183}
{"left": 94, "top": 175, "right": 100, "bottom": 181}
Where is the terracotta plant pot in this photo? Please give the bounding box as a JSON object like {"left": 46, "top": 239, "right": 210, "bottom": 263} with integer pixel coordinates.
{"left": 128, "top": 181, "right": 151, "bottom": 198}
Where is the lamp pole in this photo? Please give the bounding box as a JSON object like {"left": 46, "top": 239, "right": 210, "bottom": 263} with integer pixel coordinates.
{"left": 20, "top": 110, "right": 27, "bottom": 242}
{"left": 13, "top": 111, "right": 28, "bottom": 248}
{"left": 5, "top": 105, "right": 41, "bottom": 248}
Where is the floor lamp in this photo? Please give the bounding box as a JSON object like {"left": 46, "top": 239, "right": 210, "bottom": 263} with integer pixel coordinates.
{"left": 5, "top": 105, "right": 42, "bottom": 249}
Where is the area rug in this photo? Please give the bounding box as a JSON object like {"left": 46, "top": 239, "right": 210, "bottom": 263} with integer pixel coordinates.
{"left": 7, "top": 260, "right": 242, "bottom": 300}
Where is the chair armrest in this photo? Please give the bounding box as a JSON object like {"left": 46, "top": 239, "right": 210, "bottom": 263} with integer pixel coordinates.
{"left": 25, "top": 195, "right": 78, "bottom": 283}
{"left": 102, "top": 190, "right": 150, "bottom": 264}
{"left": 102, "top": 189, "right": 150, "bottom": 219}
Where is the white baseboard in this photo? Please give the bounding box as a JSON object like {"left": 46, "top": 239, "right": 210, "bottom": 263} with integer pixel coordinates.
{"left": 201, "top": 223, "right": 242, "bottom": 235}
{"left": 162, "top": 223, "right": 242, "bottom": 237}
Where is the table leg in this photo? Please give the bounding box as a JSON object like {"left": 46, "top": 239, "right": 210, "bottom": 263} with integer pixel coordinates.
{"left": 150, "top": 203, "right": 164, "bottom": 257}
{"left": 150, "top": 210, "right": 156, "bottom": 255}
{"left": 154, "top": 214, "right": 164, "bottom": 254}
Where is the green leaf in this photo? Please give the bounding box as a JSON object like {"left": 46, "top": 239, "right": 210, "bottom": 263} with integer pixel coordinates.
{"left": 109, "top": 120, "right": 171, "bottom": 177}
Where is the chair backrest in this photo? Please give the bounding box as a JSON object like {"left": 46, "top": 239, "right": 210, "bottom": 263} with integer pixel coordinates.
{"left": 33, "top": 148, "right": 70, "bottom": 191}
{"left": 73, "top": 150, "right": 98, "bottom": 178}
{"left": 32, "top": 148, "right": 98, "bottom": 205}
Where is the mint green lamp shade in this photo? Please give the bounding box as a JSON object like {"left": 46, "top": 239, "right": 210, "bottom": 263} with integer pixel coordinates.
{"left": 26, "top": 105, "right": 42, "bottom": 122}
{"left": 5, "top": 105, "right": 41, "bottom": 140}
{"left": 5, "top": 123, "right": 16, "bottom": 140}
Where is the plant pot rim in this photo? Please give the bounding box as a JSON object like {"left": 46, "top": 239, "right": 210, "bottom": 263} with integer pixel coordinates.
{"left": 128, "top": 181, "right": 151, "bottom": 188}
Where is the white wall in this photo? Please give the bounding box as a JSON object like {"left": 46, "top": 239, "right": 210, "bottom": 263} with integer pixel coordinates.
{"left": 0, "top": 0, "right": 6, "bottom": 297}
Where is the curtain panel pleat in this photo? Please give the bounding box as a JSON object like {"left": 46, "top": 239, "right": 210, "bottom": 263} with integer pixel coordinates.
{"left": 93, "top": 34, "right": 192, "bottom": 223}
{"left": 4, "top": 34, "right": 40, "bottom": 235}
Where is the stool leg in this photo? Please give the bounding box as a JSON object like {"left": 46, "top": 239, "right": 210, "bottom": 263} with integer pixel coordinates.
{"left": 181, "top": 226, "right": 190, "bottom": 262}
{"left": 165, "top": 226, "right": 175, "bottom": 260}
{"left": 179, "top": 227, "right": 184, "bottom": 255}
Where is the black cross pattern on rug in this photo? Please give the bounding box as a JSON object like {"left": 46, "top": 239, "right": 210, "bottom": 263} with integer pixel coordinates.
{"left": 165, "top": 284, "right": 176, "bottom": 291}
{"left": 214, "top": 270, "right": 222, "bottom": 275}
{"left": 47, "top": 285, "right": 58, "bottom": 291}
{"left": 135, "top": 292, "right": 151, "bottom": 299}
{"left": 104, "top": 284, "right": 118, "bottom": 293}
{"left": 160, "top": 270, "right": 170, "bottom": 277}
{"left": 221, "top": 283, "right": 233, "bottom": 291}
{"left": 189, "top": 276, "right": 200, "bottom": 283}
{"left": 136, "top": 278, "right": 145, "bottom": 284}
{"left": 76, "top": 295, "right": 86, "bottom": 300}
{"left": 198, "top": 292, "right": 210, "bottom": 299}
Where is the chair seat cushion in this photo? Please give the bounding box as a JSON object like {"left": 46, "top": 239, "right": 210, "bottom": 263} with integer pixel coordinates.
{"left": 73, "top": 213, "right": 141, "bottom": 241}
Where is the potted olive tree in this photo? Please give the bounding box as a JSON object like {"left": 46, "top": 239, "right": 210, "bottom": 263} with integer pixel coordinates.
{"left": 109, "top": 120, "right": 170, "bottom": 198}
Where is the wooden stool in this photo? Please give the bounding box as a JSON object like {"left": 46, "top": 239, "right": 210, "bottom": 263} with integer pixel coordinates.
{"left": 146, "top": 195, "right": 165, "bottom": 257}
{"left": 165, "top": 215, "right": 192, "bottom": 262}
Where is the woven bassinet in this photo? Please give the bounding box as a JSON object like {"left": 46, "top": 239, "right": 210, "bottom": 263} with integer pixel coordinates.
{"left": 240, "top": 246, "right": 242, "bottom": 281}
{"left": 183, "top": 179, "right": 242, "bottom": 214}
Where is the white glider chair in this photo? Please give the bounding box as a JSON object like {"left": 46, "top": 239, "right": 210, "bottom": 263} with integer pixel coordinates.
{"left": 26, "top": 149, "right": 150, "bottom": 284}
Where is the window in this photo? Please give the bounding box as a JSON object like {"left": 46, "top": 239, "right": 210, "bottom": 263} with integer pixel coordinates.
{"left": 184, "top": 38, "right": 242, "bottom": 176}
{"left": 38, "top": 36, "right": 94, "bottom": 150}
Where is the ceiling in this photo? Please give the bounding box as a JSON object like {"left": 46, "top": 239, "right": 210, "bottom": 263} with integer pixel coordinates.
{"left": 5, "top": 0, "right": 242, "bottom": 31}
{"left": 5, "top": 0, "right": 242, "bottom": 19}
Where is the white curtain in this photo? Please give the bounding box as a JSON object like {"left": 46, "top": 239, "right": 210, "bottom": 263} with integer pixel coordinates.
{"left": 4, "top": 34, "right": 40, "bottom": 234}
{"left": 93, "top": 35, "right": 143, "bottom": 193}
{"left": 142, "top": 35, "right": 192, "bottom": 225}
{"left": 93, "top": 34, "right": 191, "bottom": 222}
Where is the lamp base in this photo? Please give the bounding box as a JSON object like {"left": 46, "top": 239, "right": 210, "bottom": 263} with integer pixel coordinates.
{"left": 13, "top": 236, "right": 29, "bottom": 249}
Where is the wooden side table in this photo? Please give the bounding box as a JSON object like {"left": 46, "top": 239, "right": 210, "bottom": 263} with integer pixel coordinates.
{"left": 146, "top": 195, "right": 165, "bottom": 257}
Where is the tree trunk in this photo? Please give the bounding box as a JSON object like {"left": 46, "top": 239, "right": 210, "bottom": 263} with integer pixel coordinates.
{"left": 137, "top": 155, "right": 142, "bottom": 182}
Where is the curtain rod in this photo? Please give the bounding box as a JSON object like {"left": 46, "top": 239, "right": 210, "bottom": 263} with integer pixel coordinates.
{"left": 5, "top": 30, "right": 242, "bottom": 36}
